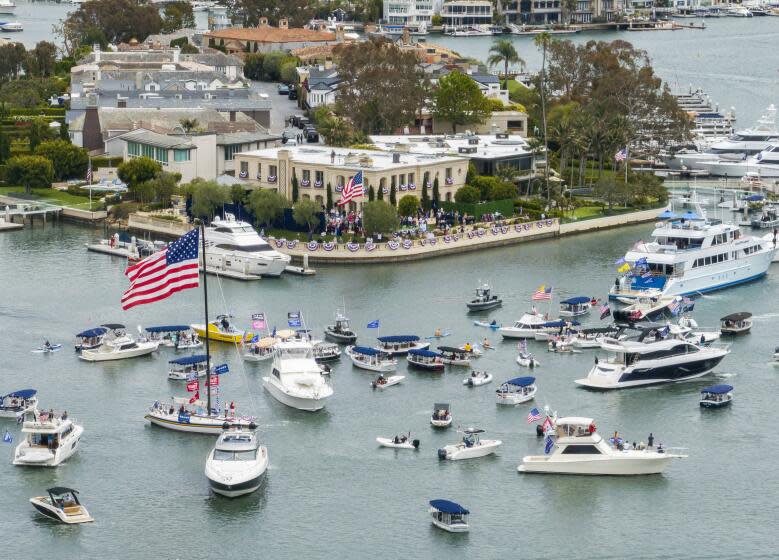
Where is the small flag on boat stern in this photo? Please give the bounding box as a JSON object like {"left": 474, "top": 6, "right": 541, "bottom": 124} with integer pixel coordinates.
{"left": 527, "top": 408, "right": 542, "bottom": 424}
{"left": 544, "top": 436, "right": 554, "bottom": 454}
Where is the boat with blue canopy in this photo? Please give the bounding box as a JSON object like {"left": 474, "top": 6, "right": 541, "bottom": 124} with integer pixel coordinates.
{"left": 145, "top": 325, "right": 201, "bottom": 350}
{"left": 1, "top": 389, "right": 38, "bottom": 418}
{"left": 429, "top": 499, "right": 470, "bottom": 532}
{"left": 406, "top": 348, "right": 444, "bottom": 371}
{"left": 374, "top": 335, "right": 430, "bottom": 355}
{"left": 533, "top": 319, "right": 582, "bottom": 341}
{"left": 74, "top": 327, "right": 108, "bottom": 352}
{"left": 496, "top": 376, "right": 537, "bottom": 405}
{"left": 168, "top": 354, "right": 208, "bottom": 380}
{"left": 345, "top": 346, "right": 397, "bottom": 372}
{"left": 559, "top": 296, "right": 594, "bottom": 317}
{"left": 700, "top": 384, "right": 733, "bottom": 408}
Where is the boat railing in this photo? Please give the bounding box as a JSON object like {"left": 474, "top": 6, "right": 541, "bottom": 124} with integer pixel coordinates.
{"left": 659, "top": 446, "right": 688, "bottom": 458}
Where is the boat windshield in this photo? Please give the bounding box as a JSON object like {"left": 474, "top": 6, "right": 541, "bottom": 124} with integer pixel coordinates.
{"left": 213, "top": 449, "right": 258, "bottom": 461}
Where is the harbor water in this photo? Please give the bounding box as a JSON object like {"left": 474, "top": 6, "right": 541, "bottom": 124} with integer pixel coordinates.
{"left": 1, "top": 221, "right": 778, "bottom": 558}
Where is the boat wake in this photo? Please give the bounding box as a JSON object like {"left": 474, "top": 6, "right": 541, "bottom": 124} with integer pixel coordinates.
{"left": 750, "top": 313, "right": 779, "bottom": 321}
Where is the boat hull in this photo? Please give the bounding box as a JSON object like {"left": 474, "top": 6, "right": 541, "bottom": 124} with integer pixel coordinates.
{"left": 29, "top": 499, "right": 94, "bottom": 524}
{"left": 518, "top": 455, "right": 674, "bottom": 475}
{"left": 466, "top": 300, "right": 502, "bottom": 311}
{"left": 262, "top": 377, "right": 331, "bottom": 411}
{"left": 439, "top": 440, "right": 501, "bottom": 460}
{"left": 206, "top": 453, "right": 268, "bottom": 498}
{"left": 79, "top": 342, "right": 158, "bottom": 362}
{"left": 145, "top": 412, "right": 253, "bottom": 434}
{"left": 324, "top": 329, "right": 357, "bottom": 344}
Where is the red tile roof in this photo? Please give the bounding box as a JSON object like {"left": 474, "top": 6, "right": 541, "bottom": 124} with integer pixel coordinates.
{"left": 206, "top": 27, "right": 336, "bottom": 44}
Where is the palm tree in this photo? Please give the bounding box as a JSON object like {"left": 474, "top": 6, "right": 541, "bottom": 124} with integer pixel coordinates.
{"left": 534, "top": 32, "right": 551, "bottom": 200}
{"left": 487, "top": 39, "right": 524, "bottom": 91}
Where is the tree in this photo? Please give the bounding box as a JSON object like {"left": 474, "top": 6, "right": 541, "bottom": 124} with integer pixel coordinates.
{"left": 247, "top": 188, "right": 288, "bottom": 227}
{"left": 291, "top": 172, "right": 299, "bottom": 203}
{"left": 534, "top": 32, "right": 552, "bottom": 200}
{"left": 0, "top": 77, "right": 65, "bottom": 108}
{"left": 377, "top": 182, "right": 384, "bottom": 201}
{"left": 0, "top": 127, "right": 10, "bottom": 163}
{"left": 35, "top": 140, "right": 89, "bottom": 181}
{"left": 230, "top": 184, "right": 247, "bottom": 206}
{"left": 367, "top": 185, "right": 375, "bottom": 202}
{"left": 593, "top": 175, "right": 629, "bottom": 211}
{"left": 432, "top": 176, "right": 440, "bottom": 206}
{"left": 397, "top": 194, "right": 419, "bottom": 217}
{"left": 25, "top": 41, "right": 57, "bottom": 78}
{"left": 117, "top": 157, "right": 162, "bottom": 189}
{"left": 147, "top": 171, "right": 179, "bottom": 207}
{"left": 179, "top": 118, "right": 199, "bottom": 133}
{"left": 280, "top": 61, "right": 298, "bottom": 85}
{"left": 161, "top": 1, "right": 195, "bottom": 34}
{"left": 28, "top": 118, "right": 51, "bottom": 153}
{"left": 59, "top": 120, "right": 69, "bottom": 141}
{"left": 431, "top": 71, "right": 492, "bottom": 134}
{"left": 315, "top": 111, "right": 356, "bottom": 147}
{"left": 64, "top": 0, "right": 162, "bottom": 45}
{"left": 362, "top": 200, "right": 399, "bottom": 236}
{"left": 292, "top": 198, "right": 320, "bottom": 238}
{"left": 455, "top": 185, "right": 480, "bottom": 204}
{"left": 326, "top": 183, "right": 333, "bottom": 210}
{"left": 389, "top": 183, "right": 396, "bottom": 206}
{"left": 0, "top": 42, "right": 26, "bottom": 81}
{"left": 421, "top": 181, "right": 430, "bottom": 210}
{"left": 243, "top": 53, "right": 265, "bottom": 81}
{"left": 262, "top": 51, "right": 287, "bottom": 81}
{"left": 487, "top": 39, "right": 524, "bottom": 90}
{"left": 6, "top": 155, "right": 54, "bottom": 194}
{"left": 184, "top": 179, "right": 230, "bottom": 220}
{"left": 489, "top": 182, "right": 518, "bottom": 201}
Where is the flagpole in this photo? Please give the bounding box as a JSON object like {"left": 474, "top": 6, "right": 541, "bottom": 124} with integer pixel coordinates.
{"left": 199, "top": 221, "right": 212, "bottom": 415}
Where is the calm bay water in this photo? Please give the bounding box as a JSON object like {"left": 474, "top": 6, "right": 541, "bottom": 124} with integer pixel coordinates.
{"left": 1, "top": 221, "right": 778, "bottom": 558}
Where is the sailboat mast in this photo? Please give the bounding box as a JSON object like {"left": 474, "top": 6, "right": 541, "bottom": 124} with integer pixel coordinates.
{"left": 200, "top": 222, "right": 212, "bottom": 414}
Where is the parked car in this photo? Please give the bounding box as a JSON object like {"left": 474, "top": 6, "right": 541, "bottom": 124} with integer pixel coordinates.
{"left": 278, "top": 84, "right": 290, "bottom": 95}
{"left": 297, "top": 117, "right": 310, "bottom": 129}
{"left": 306, "top": 129, "right": 320, "bottom": 143}
{"left": 287, "top": 87, "right": 298, "bottom": 100}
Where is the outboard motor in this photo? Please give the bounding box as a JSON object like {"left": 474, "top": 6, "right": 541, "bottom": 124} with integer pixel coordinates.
{"left": 412, "top": 439, "right": 420, "bottom": 449}
{"left": 437, "top": 448, "right": 448, "bottom": 459}
{"left": 536, "top": 424, "right": 544, "bottom": 437}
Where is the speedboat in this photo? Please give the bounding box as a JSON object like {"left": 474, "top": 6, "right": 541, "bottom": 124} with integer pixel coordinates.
{"left": 345, "top": 346, "right": 397, "bottom": 372}
{"left": 74, "top": 326, "right": 108, "bottom": 352}
{"left": 13, "top": 412, "right": 84, "bottom": 467}
{"left": 376, "top": 433, "right": 419, "bottom": 449}
{"left": 262, "top": 339, "right": 333, "bottom": 411}
{"left": 438, "top": 346, "right": 473, "bottom": 366}
{"left": 30, "top": 488, "right": 94, "bottom": 524}
{"left": 612, "top": 295, "right": 681, "bottom": 323}
{"left": 168, "top": 355, "right": 208, "bottom": 380}
{"left": 0, "top": 389, "right": 37, "bottom": 418}
{"left": 473, "top": 320, "right": 501, "bottom": 330}
{"left": 374, "top": 335, "right": 429, "bottom": 355}
{"left": 463, "top": 371, "right": 493, "bottom": 387}
{"left": 371, "top": 374, "right": 404, "bottom": 389}
{"left": 313, "top": 341, "right": 341, "bottom": 362}
{"left": 146, "top": 398, "right": 255, "bottom": 434}
{"left": 559, "top": 297, "right": 593, "bottom": 317}
{"left": 700, "top": 384, "right": 733, "bottom": 408}
{"left": 191, "top": 315, "right": 253, "bottom": 344}
{"left": 79, "top": 324, "right": 158, "bottom": 362}
{"left": 518, "top": 417, "right": 686, "bottom": 475}
{"left": 243, "top": 336, "right": 277, "bottom": 362}
{"left": 499, "top": 312, "right": 547, "bottom": 339}
{"left": 532, "top": 320, "right": 580, "bottom": 341}
{"left": 203, "top": 213, "right": 290, "bottom": 277}
{"left": 572, "top": 327, "right": 619, "bottom": 349}
{"left": 205, "top": 425, "right": 268, "bottom": 498}
{"left": 547, "top": 335, "right": 575, "bottom": 353}
{"left": 678, "top": 314, "right": 721, "bottom": 344}
{"left": 496, "top": 376, "right": 537, "bottom": 405}
{"left": 324, "top": 312, "right": 357, "bottom": 344}
{"left": 144, "top": 325, "right": 201, "bottom": 350}
{"left": 720, "top": 312, "right": 752, "bottom": 335}
{"left": 0, "top": 21, "right": 22, "bottom": 31}
{"left": 431, "top": 403, "right": 452, "bottom": 428}
{"left": 575, "top": 338, "right": 729, "bottom": 389}
{"left": 429, "top": 500, "right": 469, "bottom": 533}
{"left": 516, "top": 352, "right": 539, "bottom": 368}
{"left": 466, "top": 283, "right": 502, "bottom": 311}
{"left": 406, "top": 348, "right": 444, "bottom": 372}
{"left": 438, "top": 428, "right": 502, "bottom": 461}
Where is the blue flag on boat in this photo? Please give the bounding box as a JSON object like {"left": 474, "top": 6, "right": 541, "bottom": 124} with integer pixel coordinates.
{"left": 367, "top": 320, "right": 380, "bottom": 329}
{"left": 4, "top": 430, "right": 14, "bottom": 444}
{"left": 288, "top": 311, "right": 302, "bottom": 328}
{"left": 635, "top": 257, "right": 649, "bottom": 268}
{"left": 544, "top": 435, "right": 554, "bottom": 454}
{"left": 213, "top": 363, "right": 229, "bottom": 375}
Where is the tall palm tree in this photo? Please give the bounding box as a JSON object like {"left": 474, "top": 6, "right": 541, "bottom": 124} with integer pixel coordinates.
{"left": 487, "top": 39, "right": 524, "bottom": 91}
{"left": 533, "top": 32, "right": 551, "bottom": 200}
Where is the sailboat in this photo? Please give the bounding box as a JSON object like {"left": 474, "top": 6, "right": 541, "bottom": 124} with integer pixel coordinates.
{"left": 143, "top": 225, "right": 256, "bottom": 434}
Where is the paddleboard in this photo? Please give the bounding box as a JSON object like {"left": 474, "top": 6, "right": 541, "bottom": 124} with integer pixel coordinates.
{"left": 32, "top": 344, "right": 62, "bottom": 354}
{"left": 425, "top": 332, "right": 451, "bottom": 339}
{"left": 473, "top": 321, "right": 501, "bottom": 330}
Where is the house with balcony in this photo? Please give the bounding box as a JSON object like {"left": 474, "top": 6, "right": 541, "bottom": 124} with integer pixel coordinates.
{"left": 383, "top": 0, "right": 443, "bottom": 25}
{"left": 441, "top": 0, "right": 494, "bottom": 26}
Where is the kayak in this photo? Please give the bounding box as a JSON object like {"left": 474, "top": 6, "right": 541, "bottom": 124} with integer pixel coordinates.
{"left": 371, "top": 375, "right": 405, "bottom": 389}
{"left": 31, "top": 344, "right": 62, "bottom": 354}
{"left": 462, "top": 373, "right": 493, "bottom": 387}
{"left": 473, "top": 321, "right": 501, "bottom": 330}
{"left": 376, "top": 436, "right": 419, "bottom": 449}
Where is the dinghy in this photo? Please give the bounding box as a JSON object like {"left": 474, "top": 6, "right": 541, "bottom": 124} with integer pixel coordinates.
{"left": 462, "top": 371, "right": 493, "bottom": 386}
{"left": 516, "top": 352, "right": 539, "bottom": 368}
{"left": 371, "top": 375, "right": 405, "bottom": 389}
{"left": 376, "top": 434, "right": 419, "bottom": 449}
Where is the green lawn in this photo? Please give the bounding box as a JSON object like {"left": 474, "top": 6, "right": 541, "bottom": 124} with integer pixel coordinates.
{"left": 0, "top": 186, "right": 104, "bottom": 211}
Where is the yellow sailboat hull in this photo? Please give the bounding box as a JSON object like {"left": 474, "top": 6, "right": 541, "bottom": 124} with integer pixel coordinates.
{"left": 190, "top": 323, "right": 253, "bottom": 344}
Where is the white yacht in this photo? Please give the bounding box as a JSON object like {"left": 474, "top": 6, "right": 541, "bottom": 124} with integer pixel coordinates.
{"left": 262, "top": 339, "right": 333, "bottom": 411}
{"left": 204, "top": 214, "right": 290, "bottom": 277}
{"left": 698, "top": 144, "right": 779, "bottom": 178}
{"left": 13, "top": 412, "right": 84, "bottom": 467}
{"left": 79, "top": 324, "right": 158, "bottom": 362}
{"left": 0, "top": 0, "right": 16, "bottom": 12}
{"left": 575, "top": 338, "right": 728, "bottom": 389}
{"left": 609, "top": 210, "right": 775, "bottom": 300}
{"left": 437, "top": 428, "right": 502, "bottom": 461}
{"left": 498, "top": 312, "right": 547, "bottom": 339}
{"left": 518, "top": 417, "right": 686, "bottom": 475}
{"left": 205, "top": 426, "right": 268, "bottom": 498}
{"left": 146, "top": 398, "right": 255, "bottom": 434}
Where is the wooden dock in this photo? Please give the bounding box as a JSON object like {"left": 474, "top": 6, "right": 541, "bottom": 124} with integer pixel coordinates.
{"left": 0, "top": 218, "right": 23, "bottom": 232}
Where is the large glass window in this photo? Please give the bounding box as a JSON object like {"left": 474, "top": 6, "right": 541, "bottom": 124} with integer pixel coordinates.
{"left": 174, "top": 149, "right": 190, "bottom": 162}
{"left": 155, "top": 147, "right": 168, "bottom": 164}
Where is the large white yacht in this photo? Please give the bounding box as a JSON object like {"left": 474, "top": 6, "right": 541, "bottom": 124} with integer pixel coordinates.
{"left": 204, "top": 214, "right": 290, "bottom": 277}
{"left": 79, "top": 324, "right": 158, "bottom": 362}
{"left": 609, "top": 210, "right": 775, "bottom": 299}
{"left": 575, "top": 338, "right": 728, "bottom": 389}
{"left": 697, "top": 144, "right": 779, "bottom": 178}
{"left": 262, "top": 339, "right": 333, "bottom": 411}
{"left": 205, "top": 426, "right": 268, "bottom": 498}
{"left": 13, "top": 412, "right": 84, "bottom": 467}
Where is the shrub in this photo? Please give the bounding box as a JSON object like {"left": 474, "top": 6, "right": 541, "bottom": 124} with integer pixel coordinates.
{"left": 454, "top": 185, "right": 480, "bottom": 204}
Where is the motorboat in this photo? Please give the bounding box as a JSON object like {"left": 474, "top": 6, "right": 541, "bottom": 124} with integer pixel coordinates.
{"left": 438, "top": 346, "right": 473, "bottom": 366}
{"left": 458, "top": 343, "right": 482, "bottom": 357}
{"left": 313, "top": 341, "right": 341, "bottom": 362}
{"left": 463, "top": 371, "right": 492, "bottom": 387}
{"left": 406, "top": 348, "right": 445, "bottom": 372}
{"left": 609, "top": 209, "right": 775, "bottom": 300}
{"left": 575, "top": 338, "right": 729, "bottom": 389}
{"left": 547, "top": 335, "right": 575, "bottom": 353}
{"left": 431, "top": 403, "right": 452, "bottom": 428}
{"left": 191, "top": 315, "right": 253, "bottom": 344}
{"left": 374, "top": 335, "right": 429, "bottom": 355}
{"left": 559, "top": 297, "right": 593, "bottom": 317}
{"left": 496, "top": 376, "right": 537, "bottom": 405}
{"left": 0, "top": 389, "right": 37, "bottom": 418}
{"left": 145, "top": 398, "right": 255, "bottom": 434}
{"left": 345, "top": 346, "right": 397, "bottom": 372}
{"left": 572, "top": 327, "right": 619, "bottom": 349}
{"left": 144, "top": 325, "right": 201, "bottom": 350}
{"left": 518, "top": 417, "right": 686, "bottom": 475}
{"left": 499, "top": 312, "right": 547, "bottom": 339}
{"left": 466, "top": 283, "right": 502, "bottom": 311}
{"left": 720, "top": 312, "right": 752, "bottom": 335}
{"left": 13, "top": 412, "right": 84, "bottom": 467}
{"left": 262, "top": 339, "right": 333, "bottom": 411}
{"left": 205, "top": 425, "right": 268, "bottom": 498}
{"left": 377, "top": 434, "right": 419, "bottom": 449}
{"left": 79, "top": 324, "right": 158, "bottom": 362}
{"left": 168, "top": 355, "right": 208, "bottom": 380}
{"left": 30, "top": 488, "right": 94, "bottom": 524}
{"left": 532, "top": 320, "right": 581, "bottom": 341}
{"left": 700, "top": 384, "right": 733, "bottom": 408}
{"left": 74, "top": 326, "right": 108, "bottom": 352}
{"left": 438, "top": 428, "right": 502, "bottom": 461}
{"left": 371, "top": 374, "right": 404, "bottom": 389}
{"left": 323, "top": 312, "right": 357, "bottom": 344}
{"left": 0, "top": 1, "right": 16, "bottom": 12}
{"left": 699, "top": 145, "right": 779, "bottom": 178}
{"left": 203, "top": 213, "right": 290, "bottom": 277}
{"left": 612, "top": 295, "right": 682, "bottom": 323}
{"left": 0, "top": 21, "right": 22, "bottom": 31}
{"left": 516, "top": 352, "right": 539, "bottom": 368}
{"left": 429, "top": 500, "right": 469, "bottom": 533}
{"left": 243, "top": 336, "right": 277, "bottom": 362}
{"left": 447, "top": 25, "right": 493, "bottom": 36}
{"left": 678, "top": 315, "right": 721, "bottom": 344}
{"left": 728, "top": 5, "right": 752, "bottom": 16}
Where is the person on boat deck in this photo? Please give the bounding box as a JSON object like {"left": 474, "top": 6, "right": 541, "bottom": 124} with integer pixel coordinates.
{"left": 648, "top": 433, "right": 654, "bottom": 448}
{"left": 471, "top": 371, "right": 477, "bottom": 377}
{"left": 221, "top": 317, "right": 230, "bottom": 331}
{"left": 531, "top": 306, "right": 538, "bottom": 315}
{"left": 588, "top": 422, "right": 596, "bottom": 434}
{"left": 60, "top": 411, "right": 68, "bottom": 421}
{"left": 464, "top": 343, "right": 472, "bottom": 352}
{"left": 394, "top": 435, "right": 400, "bottom": 444}
{"left": 179, "top": 405, "right": 185, "bottom": 414}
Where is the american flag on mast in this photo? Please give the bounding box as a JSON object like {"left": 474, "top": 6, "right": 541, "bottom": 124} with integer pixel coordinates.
{"left": 121, "top": 228, "right": 200, "bottom": 310}
{"left": 532, "top": 285, "right": 552, "bottom": 301}
{"left": 614, "top": 148, "right": 627, "bottom": 162}
{"left": 337, "top": 171, "right": 364, "bottom": 206}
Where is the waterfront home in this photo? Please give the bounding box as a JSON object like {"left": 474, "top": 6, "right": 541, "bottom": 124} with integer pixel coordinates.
{"left": 384, "top": 0, "right": 442, "bottom": 26}
{"left": 206, "top": 18, "right": 346, "bottom": 55}
{"left": 441, "top": 0, "right": 494, "bottom": 27}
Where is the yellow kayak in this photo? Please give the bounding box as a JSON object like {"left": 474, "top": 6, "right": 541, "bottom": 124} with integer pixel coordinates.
{"left": 190, "top": 322, "right": 254, "bottom": 344}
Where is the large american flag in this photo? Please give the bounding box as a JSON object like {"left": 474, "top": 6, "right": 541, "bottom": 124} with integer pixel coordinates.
{"left": 531, "top": 285, "right": 552, "bottom": 301}
{"left": 121, "top": 228, "right": 200, "bottom": 310}
{"left": 337, "top": 171, "right": 364, "bottom": 206}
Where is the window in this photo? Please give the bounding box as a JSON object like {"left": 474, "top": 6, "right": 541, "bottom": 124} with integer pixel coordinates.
{"left": 155, "top": 147, "right": 168, "bottom": 164}
{"left": 315, "top": 170, "right": 324, "bottom": 183}
{"left": 561, "top": 445, "right": 601, "bottom": 455}
{"left": 269, "top": 165, "right": 277, "bottom": 178}
{"left": 143, "top": 144, "right": 154, "bottom": 159}
{"left": 224, "top": 144, "right": 241, "bottom": 161}
{"left": 128, "top": 141, "right": 141, "bottom": 157}
{"left": 303, "top": 170, "right": 311, "bottom": 181}
{"left": 174, "top": 149, "right": 190, "bottom": 162}
{"left": 445, "top": 167, "right": 452, "bottom": 179}
{"left": 409, "top": 172, "right": 415, "bottom": 185}
{"left": 240, "top": 161, "right": 248, "bottom": 174}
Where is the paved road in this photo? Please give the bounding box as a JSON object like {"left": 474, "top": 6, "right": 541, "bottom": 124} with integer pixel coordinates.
{"left": 249, "top": 81, "right": 302, "bottom": 133}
